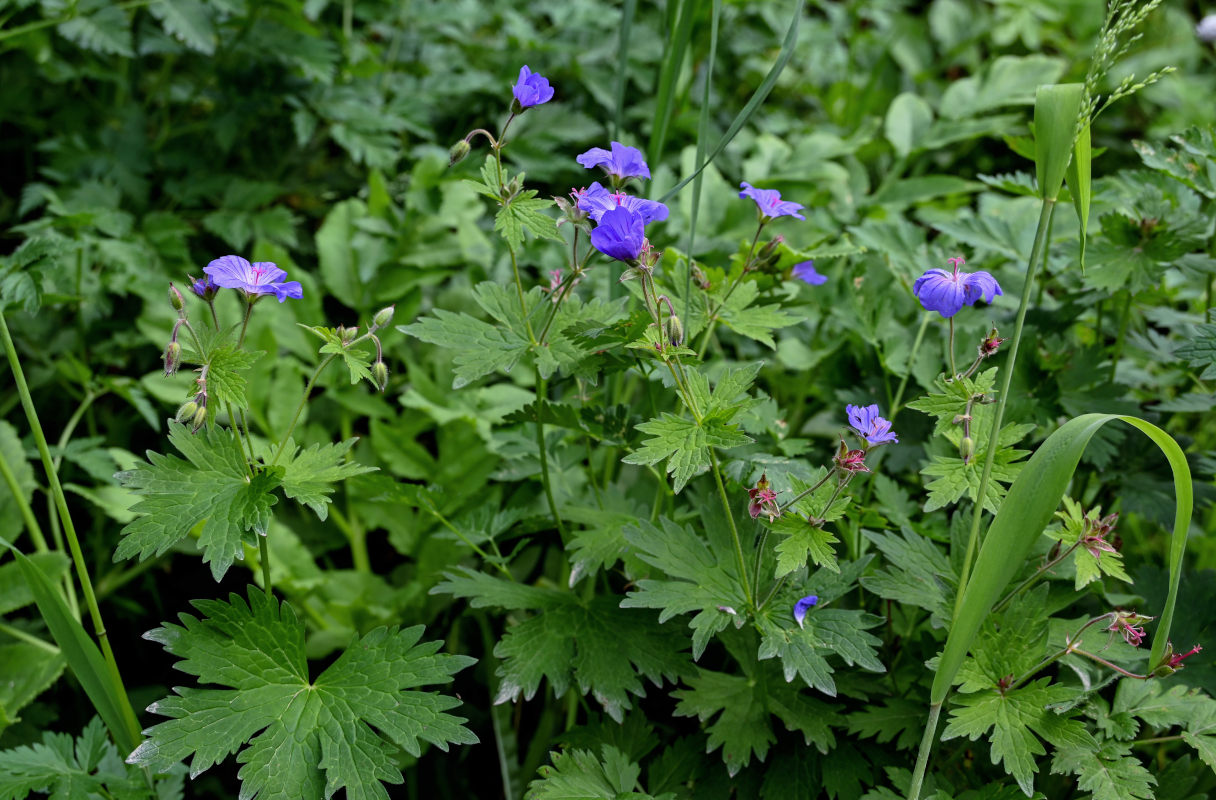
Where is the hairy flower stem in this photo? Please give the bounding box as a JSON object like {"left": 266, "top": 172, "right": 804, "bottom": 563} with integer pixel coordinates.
{"left": 269, "top": 353, "right": 339, "bottom": 466}
{"left": 237, "top": 298, "right": 255, "bottom": 347}
{"left": 534, "top": 368, "right": 567, "bottom": 539}
{"left": 509, "top": 246, "right": 537, "bottom": 344}
{"left": 891, "top": 313, "right": 931, "bottom": 418}
{"left": 947, "top": 318, "right": 958, "bottom": 378}
{"left": 778, "top": 467, "right": 837, "bottom": 513}
{"left": 696, "top": 220, "right": 766, "bottom": 357}
{"left": 952, "top": 200, "right": 1057, "bottom": 623}
{"left": 0, "top": 310, "right": 142, "bottom": 747}
{"left": 991, "top": 541, "right": 1081, "bottom": 615}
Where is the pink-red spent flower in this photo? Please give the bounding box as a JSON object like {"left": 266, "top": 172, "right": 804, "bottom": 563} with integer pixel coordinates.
{"left": 748, "top": 474, "right": 781, "bottom": 521}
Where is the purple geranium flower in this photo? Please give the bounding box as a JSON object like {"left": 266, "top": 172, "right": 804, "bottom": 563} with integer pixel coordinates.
{"left": 847, "top": 403, "right": 898, "bottom": 446}
{"left": 576, "top": 182, "right": 668, "bottom": 225}
{"left": 203, "top": 255, "right": 303, "bottom": 303}
{"left": 912, "top": 256, "right": 1003, "bottom": 319}
{"left": 512, "top": 65, "right": 554, "bottom": 109}
{"left": 793, "top": 595, "right": 819, "bottom": 629}
{"left": 739, "top": 181, "right": 805, "bottom": 221}
{"left": 589, "top": 206, "right": 647, "bottom": 262}
{"left": 189, "top": 273, "right": 219, "bottom": 299}
{"left": 577, "top": 142, "right": 651, "bottom": 181}
{"left": 792, "top": 261, "right": 827, "bottom": 285}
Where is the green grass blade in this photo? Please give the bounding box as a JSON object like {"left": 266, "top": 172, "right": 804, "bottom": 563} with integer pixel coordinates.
{"left": 612, "top": 0, "right": 637, "bottom": 141}
{"left": 930, "top": 413, "right": 1194, "bottom": 705}
{"left": 1034, "top": 83, "right": 1084, "bottom": 202}
{"left": 648, "top": 0, "right": 697, "bottom": 165}
{"left": 0, "top": 538, "right": 141, "bottom": 754}
{"left": 683, "top": 0, "right": 721, "bottom": 324}
{"left": 659, "top": 0, "right": 805, "bottom": 204}
{"left": 1066, "top": 121, "right": 1092, "bottom": 269}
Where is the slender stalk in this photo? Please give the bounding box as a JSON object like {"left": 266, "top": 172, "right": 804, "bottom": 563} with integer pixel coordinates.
{"left": 508, "top": 246, "right": 537, "bottom": 344}
{"left": 991, "top": 541, "right": 1080, "bottom": 615}
{"left": 952, "top": 200, "right": 1057, "bottom": 622}
{"left": 1109, "top": 290, "right": 1132, "bottom": 384}
{"left": 947, "top": 318, "right": 957, "bottom": 378}
{"left": 0, "top": 310, "right": 141, "bottom": 743}
{"left": 777, "top": 467, "right": 836, "bottom": 513}
{"left": 0, "top": 620, "right": 59, "bottom": 653}
{"left": 258, "top": 536, "right": 272, "bottom": 597}
{"left": 893, "top": 312, "right": 932, "bottom": 416}
{"left": 534, "top": 368, "right": 566, "bottom": 538}
{"left": 237, "top": 299, "right": 256, "bottom": 347}
{"left": 0, "top": 445, "right": 48, "bottom": 552}
{"left": 709, "top": 449, "right": 754, "bottom": 610}
{"left": 269, "top": 354, "right": 338, "bottom": 466}
{"left": 696, "top": 221, "right": 765, "bottom": 356}
{"left": 907, "top": 703, "right": 942, "bottom": 800}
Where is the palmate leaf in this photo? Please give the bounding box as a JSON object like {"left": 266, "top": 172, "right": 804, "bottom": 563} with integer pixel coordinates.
{"left": 755, "top": 607, "right": 884, "bottom": 697}
{"left": 1175, "top": 322, "right": 1216, "bottom": 380}
{"left": 149, "top": 0, "right": 217, "bottom": 54}
{"left": 434, "top": 568, "right": 688, "bottom": 722}
{"left": 496, "top": 192, "right": 562, "bottom": 251}
{"left": 1051, "top": 741, "right": 1155, "bottom": 800}
{"left": 0, "top": 716, "right": 154, "bottom": 800}
{"left": 115, "top": 421, "right": 280, "bottom": 581}
{"left": 526, "top": 745, "right": 677, "bottom": 800}
{"left": 622, "top": 414, "right": 751, "bottom": 493}
{"left": 716, "top": 280, "right": 797, "bottom": 349}
{"left": 942, "top": 678, "right": 1096, "bottom": 796}
{"left": 206, "top": 345, "right": 263, "bottom": 410}
{"left": 274, "top": 438, "right": 376, "bottom": 520}
{"left": 673, "top": 665, "right": 840, "bottom": 777}
{"left": 128, "top": 588, "right": 476, "bottom": 800}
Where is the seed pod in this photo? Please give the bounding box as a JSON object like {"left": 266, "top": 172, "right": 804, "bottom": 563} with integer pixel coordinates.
{"left": 960, "top": 436, "right": 975, "bottom": 464}
{"left": 664, "top": 313, "right": 685, "bottom": 347}
{"left": 175, "top": 400, "right": 198, "bottom": 424}
{"left": 190, "top": 403, "right": 209, "bottom": 432}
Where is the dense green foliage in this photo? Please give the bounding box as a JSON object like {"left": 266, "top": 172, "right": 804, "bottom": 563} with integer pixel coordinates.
{"left": 1, "top": 0, "right": 1215, "bottom": 798}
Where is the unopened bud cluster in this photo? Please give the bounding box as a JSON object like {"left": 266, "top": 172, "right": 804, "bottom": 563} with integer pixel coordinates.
{"left": 175, "top": 364, "right": 210, "bottom": 432}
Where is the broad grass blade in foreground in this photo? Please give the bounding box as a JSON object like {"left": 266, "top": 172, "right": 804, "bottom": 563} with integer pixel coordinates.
{"left": 1034, "top": 83, "right": 1084, "bottom": 202}
{"left": 648, "top": 0, "right": 696, "bottom": 166}
{"left": 683, "top": 0, "right": 720, "bottom": 323}
{"left": 1, "top": 539, "right": 142, "bottom": 755}
{"left": 933, "top": 413, "right": 1193, "bottom": 704}
{"left": 1066, "top": 122, "right": 1093, "bottom": 268}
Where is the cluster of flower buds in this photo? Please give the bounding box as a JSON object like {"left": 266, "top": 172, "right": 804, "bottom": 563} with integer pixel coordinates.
{"left": 833, "top": 438, "right": 870, "bottom": 475}
{"left": 748, "top": 474, "right": 781, "bottom": 521}
{"left": 1081, "top": 511, "right": 1120, "bottom": 559}
{"left": 367, "top": 306, "right": 394, "bottom": 392}
{"left": 952, "top": 392, "right": 994, "bottom": 464}
{"left": 175, "top": 364, "right": 210, "bottom": 432}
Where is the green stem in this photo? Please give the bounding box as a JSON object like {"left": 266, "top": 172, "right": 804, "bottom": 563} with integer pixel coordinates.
{"left": 777, "top": 467, "right": 836, "bottom": 513}
{"left": 0, "top": 310, "right": 140, "bottom": 744}
{"left": 330, "top": 505, "right": 370, "bottom": 574}
{"left": 991, "top": 541, "right": 1080, "bottom": 615}
{"left": 45, "top": 392, "right": 98, "bottom": 617}
{"left": 534, "top": 368, "right": 566, "bottom": 539}
{"left": 952, "top": 200, "right": 1057, "bottom": 622}
{"left": 237, "top": 299, "right": 255, "bottom": 348}
{"left": 259, "top": 536, "right": 272, "bottom": 596}
{"left": 947, "top": 317, "right": 957, "bottom": 378}
{"left": 1109, "top": 289, "right": 1132, "bottom": 384}
{"left": 891, "top": 313, "right": 932, "bottom": 418}
{"left": 709, "top": 449, "right": 754, "bottom": 610}
{"left": 0, "top": 620, "right": 59, "bottom": 653}
{"left": 509, "top": 246, "right": 537, "bottom": 344}
{"left": 0, "top": 444, "right": 48, "bottom": 553}
{"left": 907, "top": 703, "right": 942, "bottom": 800}
{"left": 696, "top": 221, "right": 766, "bottom": 357}
{"left": 269, "top": 354, "right": 338, "bottom": 466}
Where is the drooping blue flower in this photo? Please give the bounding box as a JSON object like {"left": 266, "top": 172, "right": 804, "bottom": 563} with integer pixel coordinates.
{"left": 590, "top": 206, "right": 647, "bottom": 262}
{"left": 912, "top": 256, "right": 1003, "bottom": 318}
{"left": 846, "top": 403, "right": 898, "bottom": 446}
{"left": 739, "top": 181, "right": 805, "bottom": 221}
{"left": 203, "top": 255, "right": 303, "bottom": 302}
{"left": 793, "top": 595, "right": 819, "bottom": 629}
{"left": 512, "top": 65, "right": 554, "bottom": 109}
{"left": 576, "top": 142, "right": 651, "bottom": 181}
{"left": 576, "top": 182, "right": 668, "bottom": 225}
{"left": 792, "top": 260, "right": 827, "bottom": 285}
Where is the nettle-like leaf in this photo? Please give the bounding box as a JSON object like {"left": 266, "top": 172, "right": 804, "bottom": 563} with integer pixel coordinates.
{"left": 619, "top": 517, "right": 748, "bottom": 660}
{"left": 942, "top": 678, "right": 1097, "bottom": 796}
{"left": 115, "top": 421, "right": 280, "bottom": 581}
{"left": 149, "top": 0, "right": 217, "bottom": 55}
{"left": 920, "top": 420, "right": 1033, "bottom": 513}
{"left": 846, "top": 697, "right": 928, "bottom": 751}
{"left": 1051, "top": 740, "right": 1155, "bottom": 800}
{"left": 0, "top": 716, "right": 160, "bottom": 800}
{"left": 764, "top": 469, "right": 852, "bottom": 577}
{"left": 673, "top": 664, "right": 841, "bottom": 777}
{"left": 1175, "top": 321, "right": 1216, "bottom": 380}
{"left": 1135, "top": 127, "right": 1216, "bottom": 200}
{"left": 621, "top": 363, "right": 759, "bottom": 492}
{"left": 526, "top": 745, "right": 676, "bottom": 800}
{"left": 273, "top": 438, "right": 377, "bottom": 520}
{"left": 434, "top": 568, "right": 689, "bottom": 721}
{"left": 859, "top": 526, "right": 956, "bottom": 621}
{"left": 715, "top": 280, "right": 797, "bottom": 349}
{"left": 496, "top": 192, "right": 562, "bottom": 251}
{"left": 300, "top": 325, "right": 378, "bottom": 388}
{"left": 129, "top": 588, "right": 476, "bottom": 799}
{"left": 205, "top": 345, "right": 263, "bottom": 411}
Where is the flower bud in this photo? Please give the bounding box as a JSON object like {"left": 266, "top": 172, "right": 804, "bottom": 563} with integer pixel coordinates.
{"left": 175, "top": 400, "right": 198, "bottom": 423}
{"left": 618, "top": 267, "right": 643, "bottom": 283}
{"left": 164, "top": 341, "right": 182, "bottom": 376}
{"left": 372, "top": 306, "right": 395, "bottom": 329}
{"left": 190, "top": 403, "right": 209, "bottom": 432}
{"left": 338, "top": 325, "right": 357, "bottom": 345}
{"left": 169, "top": 283, "right": 185, "bottom": 313}
{"left": 449, "top": 139, "right": 471, "bottom": 166}
{"left": 372, "top": 361, "right": 389, "bottom": 392}
{"left": 959, "top": 436, "right": 975, "bottom": 465}
{"left": 664, "top": 313, "right": 685, "bottom": 347}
